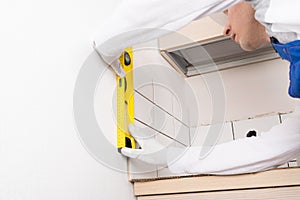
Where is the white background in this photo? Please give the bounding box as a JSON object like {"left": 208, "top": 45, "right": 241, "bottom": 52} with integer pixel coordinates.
{"left": 0, "top": 0, "right": 135, "bottom": 199}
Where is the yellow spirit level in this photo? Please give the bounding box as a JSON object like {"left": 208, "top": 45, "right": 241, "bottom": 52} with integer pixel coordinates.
{"left": 116, "top": 47, "right": 136, "bottom": 152}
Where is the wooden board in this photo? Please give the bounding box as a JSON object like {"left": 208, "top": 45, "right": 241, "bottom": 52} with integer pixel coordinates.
{"left": 134, "top": 167, "right": 300, "bottom": 196}
{"left": 138, "top": 186, "right": 300, "bottom": 200}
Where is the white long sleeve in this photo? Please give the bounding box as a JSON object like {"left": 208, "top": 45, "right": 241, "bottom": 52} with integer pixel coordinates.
{"left": 94, "top": 0, "right": 241, "bottom": 63}
{"left": 168, "top": 117, "right": 300, "bottom": 175}
{"left": 248, "top": 0, "right": 300, "bottom": 43}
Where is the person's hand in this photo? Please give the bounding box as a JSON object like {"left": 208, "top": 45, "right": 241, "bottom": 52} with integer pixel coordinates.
{"left": 120, "top": 124, "right": 168, "bottom": 166}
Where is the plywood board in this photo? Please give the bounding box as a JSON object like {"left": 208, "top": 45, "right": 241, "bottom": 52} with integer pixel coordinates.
{"left": 134, "top": 167, "right": 300, "bottom": 196}
{"left": 138, "top": 186, "right": 300, "bottom": 200}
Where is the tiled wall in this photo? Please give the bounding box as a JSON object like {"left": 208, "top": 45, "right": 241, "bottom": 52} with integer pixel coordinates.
{"left": 130, "top": 110, "right": 299, "bottom": 180}
{"left": 130, "top": 82, "right": 190, "bottom": 179}
{"left": 129, "top": 40, "right": 190, "bottom": 179}
{"left": 186, "top": 59, "right": 300, "bottom": 126}
{"left": 129, "top": 40, "right": 300, "bottom": 180}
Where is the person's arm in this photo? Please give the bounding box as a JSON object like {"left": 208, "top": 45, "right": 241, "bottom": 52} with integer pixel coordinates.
{"left": 94, "top": 0, "right": 242, "bottom": 69}
{"left": 248, "top": 0, "right": 300, "bottom": 26}
{"left": 247, "top": 0, "right": 300, "bottom": 44}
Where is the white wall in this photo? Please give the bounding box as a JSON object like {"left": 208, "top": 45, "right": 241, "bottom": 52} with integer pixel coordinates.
{"left": 0, "top": 1, "right": 135, "bottom": 200}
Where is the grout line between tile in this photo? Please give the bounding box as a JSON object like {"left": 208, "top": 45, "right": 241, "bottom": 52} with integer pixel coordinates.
{"left": 279, "top": 114, "right": 283, "bottom": 124}
{"left": 230, "top": 121, "right": 235, "bottom": 140}
{"left": 135, "top": 118, "right": 187, "bottom": 147}
{"left": 135, "top": 90, "right": 190, "bottom": 127}
{"left": 135, "top": 89, "right": 154, "bottom": 104}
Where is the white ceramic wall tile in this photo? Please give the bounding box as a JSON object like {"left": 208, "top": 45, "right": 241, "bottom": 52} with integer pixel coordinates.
{"left": 155, "top": 133, "right": 176, "bottom": 177}
{"left": 135, "top": 83, "right": 154, "bottom": 102}
{"left": 189, "top": 126, "right": 201, "bottom": 146}
{"left": 280, "top": 112, "right": 299, "bottom": 166}
{"left": 172, "top": 95, "right": 190, "bottom": 126}
{"left": 153, "top": 82, "right": 173, "bottom": 115}
{"left": 277, "top": 163, "right": 289, "bottom": 169}
{"left": 190, "top": 122, "right": 233, "bottom": 147}
{"left": 168, "top": 72, "right": 190, "bottom": 126}
{"left": 185, "top": 75, "right": 212, "bottom": 126}
{"left": 134, "top": 92, "right": 155, "bottom": 126}
{"left": 133, "top": 40, "right": 159, "bottom": 102}
{"left": 173, "top": 119, "right": 190, "bottom": 146}
{"left": 218, "top": 122, "right": 234, "bottom": 144}
{"left": 281, "top": 111, "right": 300, "bottom": 167}
{"left": 232, "top": 115, "right": 292, "bottom": 171}
{"left": 233, "top": 115, "right": 280, "bottom": 140}
{"left": 128, "top": 121, "right": 158, "bottom": 180}
{"left": 172, "top": 95, "right": 182, "bottom": 121}
{"left": 156, "top": 134, "right": 187, "bottom": 178}
{"left": 190, "top": 125, "right": 208, "bottom": 147}
{"left": 133, "top": 120, "right": 157, "bottom": 139}
{"left": 280, "top": 112, "right": 296, "bottom": 122}
{"left": 289, "top": 161, "right": 299, "bottom": 168}
{"left": 186, "top": 59, "right": 300, "bottom": 124}
{"left": 158, "top": 122, "right": 232, "bottom": 178}
{"left": 153, "top": 106, "right": 175, "bottom": 139}
{"left": 134, "top": 70, "right": 154, "bottom": 103}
